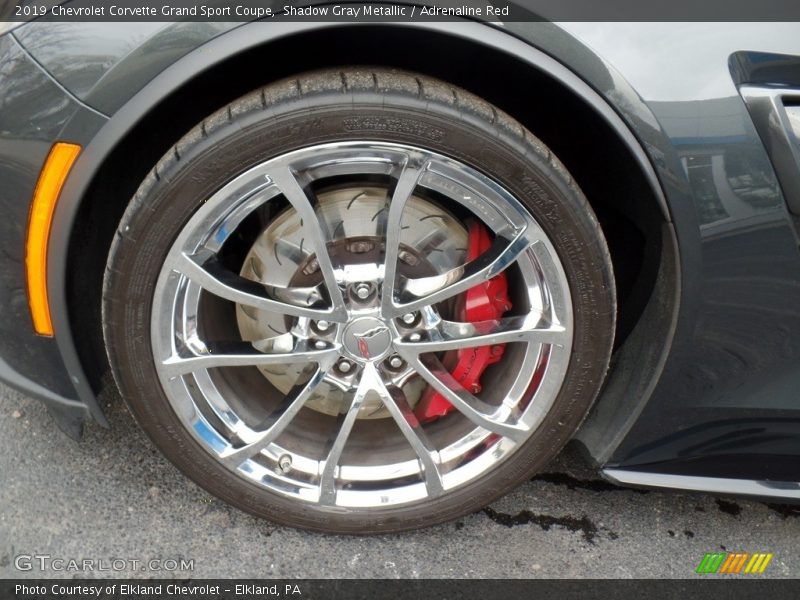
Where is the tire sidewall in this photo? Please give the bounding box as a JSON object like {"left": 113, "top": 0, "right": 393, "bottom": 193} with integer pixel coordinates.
{"left": 104, "top": 83, "right": 615, "bottom": 533}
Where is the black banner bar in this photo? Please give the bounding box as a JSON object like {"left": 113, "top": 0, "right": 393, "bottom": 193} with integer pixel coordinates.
{"left": 3, "top": 0, "right": 800, "bottom": 23}
{"left": 3, "top": 579, "right": 800, "bottom": 600}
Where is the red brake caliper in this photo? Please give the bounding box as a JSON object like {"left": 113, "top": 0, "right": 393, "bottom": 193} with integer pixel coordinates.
{"left": 414, "top": 221, "right": 512, "bottom": 422}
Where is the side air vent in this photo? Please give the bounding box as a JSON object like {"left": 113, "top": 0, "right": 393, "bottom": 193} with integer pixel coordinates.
{"left": 785, "top": 103, "right": 800, "bottom": 144}
{"left": 739, "top": 87, "right": 800, "bottom": 216}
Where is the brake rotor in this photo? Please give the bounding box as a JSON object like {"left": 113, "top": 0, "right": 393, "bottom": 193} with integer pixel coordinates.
{"left": 236, "top": 184, "right": 469, "bottom": 419}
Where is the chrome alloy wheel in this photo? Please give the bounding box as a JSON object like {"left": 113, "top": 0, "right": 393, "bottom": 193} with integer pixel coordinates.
{"left": 151, "top": 141, "right": 573, "bottom": 509}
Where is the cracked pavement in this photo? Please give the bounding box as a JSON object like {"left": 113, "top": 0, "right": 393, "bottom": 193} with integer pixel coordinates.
{"left": 1, "top": 381, "right": 798, "bottom": 579}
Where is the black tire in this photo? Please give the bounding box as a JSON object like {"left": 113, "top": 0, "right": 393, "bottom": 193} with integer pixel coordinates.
{"left": 103, "top": 67, "right": 616, "bottom": 533}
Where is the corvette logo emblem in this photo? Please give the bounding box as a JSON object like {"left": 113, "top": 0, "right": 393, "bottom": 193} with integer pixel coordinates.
{"left": 353, "top": 327, "right": 389, "bottom": 359}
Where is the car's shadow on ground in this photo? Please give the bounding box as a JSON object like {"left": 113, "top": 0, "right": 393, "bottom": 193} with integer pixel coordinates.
{"left": 1, "top": 381, "right": 798, "bottom": 578}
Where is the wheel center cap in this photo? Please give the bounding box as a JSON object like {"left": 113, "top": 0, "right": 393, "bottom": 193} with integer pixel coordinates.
{"left": 342, "top": 317, "right": 392, "bottom": 362}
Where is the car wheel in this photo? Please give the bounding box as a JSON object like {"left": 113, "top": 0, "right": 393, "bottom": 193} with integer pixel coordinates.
{"left": 103, "top": 68, "right": 615, "bottom": 533}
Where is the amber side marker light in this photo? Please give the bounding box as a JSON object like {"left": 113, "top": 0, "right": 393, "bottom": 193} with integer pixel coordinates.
{"left": 26, "top": 142, "right": 81, "bottom": 336}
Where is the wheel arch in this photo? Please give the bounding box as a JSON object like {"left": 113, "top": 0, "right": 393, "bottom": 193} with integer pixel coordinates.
{"left": 51, "top": 21, "right": 679, "bottom": 463}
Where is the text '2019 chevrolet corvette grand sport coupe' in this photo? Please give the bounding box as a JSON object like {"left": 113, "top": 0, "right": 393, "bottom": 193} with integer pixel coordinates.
{"left": 2, "top": 5, "right": 800, "bottom": 533}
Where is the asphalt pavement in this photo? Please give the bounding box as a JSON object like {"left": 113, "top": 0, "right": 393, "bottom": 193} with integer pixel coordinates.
{"left": 1, "top": 381, "right": 798, "bottom": 579}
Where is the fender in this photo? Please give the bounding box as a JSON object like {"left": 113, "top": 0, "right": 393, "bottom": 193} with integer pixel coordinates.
{"left": 48, "top": 20, "right": 679, "bottom": 462}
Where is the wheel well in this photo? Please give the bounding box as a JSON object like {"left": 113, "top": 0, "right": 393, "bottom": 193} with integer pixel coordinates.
{"left": 68, "top": 25, "right": 669, "bottom": 393}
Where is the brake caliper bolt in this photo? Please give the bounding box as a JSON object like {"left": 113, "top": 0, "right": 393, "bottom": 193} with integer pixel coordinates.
{"left": 338, "top": 360, "right": 352, "bottom": 373}
{"left": 278, "top": 454, "right": 292, "bottom": 474}
{"left": 389, "top": 356, "right": 404, "bottom": 369}
{"left": 401, "top": 313, "right": 416, "bottom": 325}
{"left": 355, "top": 283, "right": 371, "bottom": 300}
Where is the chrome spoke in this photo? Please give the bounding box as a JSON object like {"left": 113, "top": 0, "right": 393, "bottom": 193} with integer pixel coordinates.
{"left": 151, "top": 141, "right": 574, "bottom": 510}
{"left": 174, "top": 251, "right": 347, "bottom": 321}
{"left": 271, "top": 165, "right": 347, "bottom": 314}
{"left": 388, "top": 228, "right": 540, "bottom": 316}
{"left": 219, "top": 365, "right": 331, "bottom": 468}
{"left": 318, "top": 367, "right": 372, "bottom": 506}
{"left": 161, "top": 337, "right": 339, "bottom": 378}
{"left": 397, "top": 313, "right": 568, "bottom": 355}
{"left": 372, "top": 371, "right": 444, "bottom": 497}
{"left": 381, "top": 159, "right": 427, "bottom": 316}
{"left": 405, "top": 355, "right": 528, "bottom": 443}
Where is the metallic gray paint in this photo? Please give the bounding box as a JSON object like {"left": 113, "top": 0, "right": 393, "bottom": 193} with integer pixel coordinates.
{"left": 555, "top": 24, "right": 800, "bottom": 475}
{"left": 0, "top": 36, "right": 85, "bottom": 401}
{"left": 0, "top": 33, "right": 98, "bottom": 435}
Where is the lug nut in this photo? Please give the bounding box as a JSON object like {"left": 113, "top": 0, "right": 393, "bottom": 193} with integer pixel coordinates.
{"left": 354, "top": 283, "right": 371, "bottom": 300}
{"left": 314, "top": 340, "right": 327, "bottom": 349}
{"left": 338, "top": 360, "right": 353, "bottom": 373}
{"left": 388, "top": 356, "right": 404, "bottom": 369}
{"left": 401, "top": 313, "right": 416, "bottom": 325}
{"left": 316, "top": 320, "right": 330, "bottom": 331}
{"left": 278, "top": 454, "right": 292, "bottom": 474}
{"left": 409, "top": 332, "right": 421, "bottom": 342}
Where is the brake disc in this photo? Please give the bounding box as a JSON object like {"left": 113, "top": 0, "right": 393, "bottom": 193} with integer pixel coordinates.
{"left": 236, "top": 184, "right": 468, "bottom": 418}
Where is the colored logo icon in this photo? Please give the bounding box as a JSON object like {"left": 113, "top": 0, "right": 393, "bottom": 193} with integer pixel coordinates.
{"left": 696, "top": 552, "right": 773, "bottom": 574}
